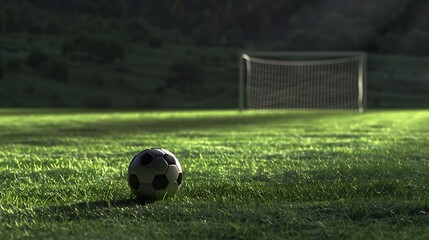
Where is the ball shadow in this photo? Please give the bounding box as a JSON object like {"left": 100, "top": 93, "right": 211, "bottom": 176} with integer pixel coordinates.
{"left": 2, "top": 198, "right": 155, "bottom": 224}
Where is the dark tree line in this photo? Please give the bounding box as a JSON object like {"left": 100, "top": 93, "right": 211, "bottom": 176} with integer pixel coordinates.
{"left": 1, "top": 0, "right": 429, "bottom": 54}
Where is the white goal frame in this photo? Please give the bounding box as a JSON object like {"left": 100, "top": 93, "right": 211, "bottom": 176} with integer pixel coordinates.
{"left": 239, "top": 51, "right": 367, "bottom": 112}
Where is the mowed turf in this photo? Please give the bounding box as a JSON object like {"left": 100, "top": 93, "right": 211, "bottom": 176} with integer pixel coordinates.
{"left": 0, "top": 109, "right": 428, "bottom": 239}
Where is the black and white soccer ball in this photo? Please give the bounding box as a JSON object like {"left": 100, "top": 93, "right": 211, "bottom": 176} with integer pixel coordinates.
{"left": 128, "top": 148, "right": 183, "bottom": 201}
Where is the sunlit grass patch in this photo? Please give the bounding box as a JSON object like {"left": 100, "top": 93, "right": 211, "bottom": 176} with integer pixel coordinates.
{"left": 0, "top": 109, "right": 428, "bottom": 239}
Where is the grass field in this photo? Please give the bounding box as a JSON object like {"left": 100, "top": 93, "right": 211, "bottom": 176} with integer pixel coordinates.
{"left": 0, "top": 109, "right": 428, "bottom": 239}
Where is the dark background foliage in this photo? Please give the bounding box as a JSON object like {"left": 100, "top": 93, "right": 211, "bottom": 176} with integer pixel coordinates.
{"left": 1, "top": 0, "right": 429, "bottom": 108}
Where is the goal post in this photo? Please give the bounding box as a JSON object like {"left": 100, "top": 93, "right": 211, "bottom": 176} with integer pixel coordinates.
{"left": 239, "top": 51, "right": 367, "bottom": 112}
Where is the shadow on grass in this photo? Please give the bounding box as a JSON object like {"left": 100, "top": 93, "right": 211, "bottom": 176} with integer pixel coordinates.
{"left": 1, "top": 198, "right": 152, "bottom": 224}
{"left": 0, "top": 108, "right": 148, "bottom": 116}
{"left": 57, "top": 111, "right": 344, "bottom": 133}
{"left": 2, "top": 110, "right": 356, "bottom": 142}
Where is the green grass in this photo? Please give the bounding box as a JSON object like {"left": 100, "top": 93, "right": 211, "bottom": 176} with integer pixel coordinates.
{"left": 0, "top": 109, "right": 428, "bottom": 239}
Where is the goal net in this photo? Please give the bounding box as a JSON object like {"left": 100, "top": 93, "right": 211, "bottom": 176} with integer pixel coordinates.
{"left": 239, "top": 52, "right": 366, "bottom": 112}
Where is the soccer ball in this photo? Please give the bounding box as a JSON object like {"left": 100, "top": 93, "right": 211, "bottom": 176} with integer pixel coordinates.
{"left": 128, "top": 148, "right": 183, "bottom": 201}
